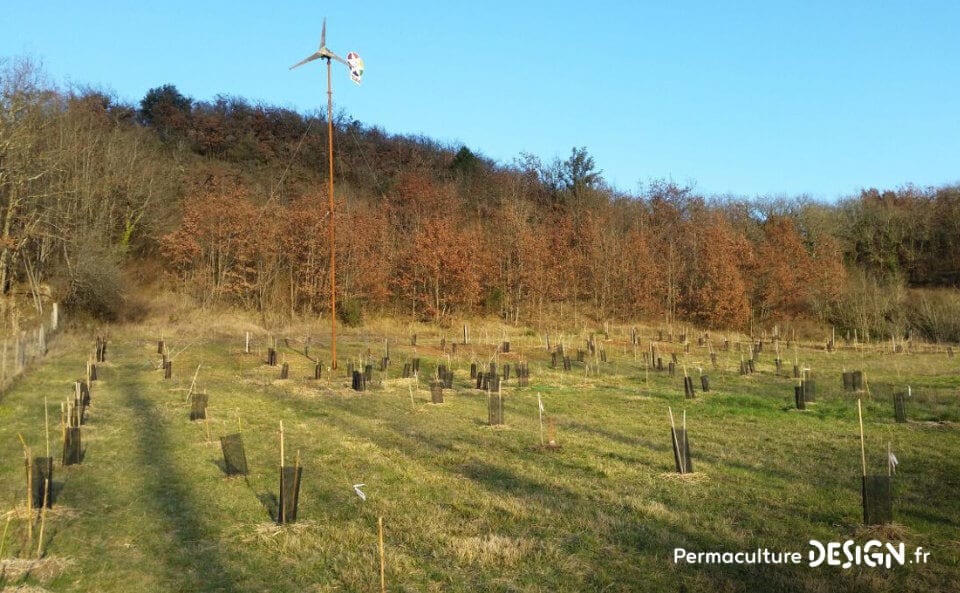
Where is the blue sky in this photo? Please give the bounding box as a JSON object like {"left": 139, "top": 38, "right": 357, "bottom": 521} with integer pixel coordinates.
{"left": 2, "top": 1, "right": 958, "bottom": 200}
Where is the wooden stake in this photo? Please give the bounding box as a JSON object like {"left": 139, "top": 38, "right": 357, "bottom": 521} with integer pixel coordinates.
{"left": 378, "top": 516, "right": 386, "bottom": 593}
{"left": 857, "top": 399, "right": 867, "bottom": 477}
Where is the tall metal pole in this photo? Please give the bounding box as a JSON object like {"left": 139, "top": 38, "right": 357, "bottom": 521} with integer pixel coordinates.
{"left": 326, "top": 56, "right": 338, "bottom": 370}
{"left": 290, "top": 18, "right": 356, "bottom": 370}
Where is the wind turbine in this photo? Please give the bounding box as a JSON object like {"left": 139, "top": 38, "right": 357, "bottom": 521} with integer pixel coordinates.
{"left": 290, "top": 19, "right": 348, "bottom": 70}
{"left": 291, "top": 18, "right": 363, "bottom": 371}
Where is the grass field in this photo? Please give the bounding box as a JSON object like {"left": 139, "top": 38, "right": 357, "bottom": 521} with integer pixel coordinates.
{"left": 1, "top": 317, "right": 958, "bottom": 592}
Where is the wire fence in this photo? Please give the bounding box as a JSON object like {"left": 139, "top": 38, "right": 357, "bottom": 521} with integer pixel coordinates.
{"left": 0, "top": 302, "right": 60, "bottom": 394}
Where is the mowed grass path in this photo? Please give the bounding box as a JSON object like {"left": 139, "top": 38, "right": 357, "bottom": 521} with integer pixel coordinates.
{"left": 1, "top": 323, "right": 959, "bottom": 592}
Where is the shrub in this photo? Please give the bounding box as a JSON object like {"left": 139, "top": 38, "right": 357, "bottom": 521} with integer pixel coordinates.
{"left": 905, "top": 289, "right": 960, "bottom": 342}
{"left": 61, "top": 243, "right": 124, "bottom": 321}
{"left": 484, "top": 287, "right": 503, "bottom": 316}
{"left": 337, "top": 298, "right": 363, "bottom": 327}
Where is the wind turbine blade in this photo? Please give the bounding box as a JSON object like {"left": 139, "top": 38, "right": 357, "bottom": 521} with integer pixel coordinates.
{"left": 320, "top": 17, "right": 326, "bottom": 49}
{"left": 289, "top": 52, "right": 322, "bottom": 70}
{"left": 329, "top": 52, "right": 349, "bottom": 67}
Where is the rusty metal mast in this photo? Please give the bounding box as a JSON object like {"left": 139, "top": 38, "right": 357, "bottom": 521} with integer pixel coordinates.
{"left": 290, "top": 18, "right": 349, "bottom": 370}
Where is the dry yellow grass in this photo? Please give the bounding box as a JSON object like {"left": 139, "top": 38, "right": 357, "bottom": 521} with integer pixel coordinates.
{"left": 0, "top": 316, "right": 956, "bottom": 591}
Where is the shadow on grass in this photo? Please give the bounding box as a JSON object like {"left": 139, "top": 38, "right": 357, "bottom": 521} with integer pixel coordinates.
{"left": 257, "top": 491, "right": 279, "bottom": 522}
{"left": 264, "top": 376, "right": 948, "bottom": 592}
{"left": 564, "top": 419, "right": 671, "bottom": 453}
{"left": 120, "top": 382, "right": 243, "bottom": 593}
{"left": 456, "top": 458, "right": 583, "bottom": 507}
{"left": 205, "top": 454, "right": 276, "bottom": 522}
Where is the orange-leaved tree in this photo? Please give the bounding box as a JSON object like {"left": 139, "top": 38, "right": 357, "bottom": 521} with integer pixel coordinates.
{"left": 683, "top": 212, "right": 753, "bottom": 329}
{"left": 161, "top": 180, "right": 258, "bottom": 306}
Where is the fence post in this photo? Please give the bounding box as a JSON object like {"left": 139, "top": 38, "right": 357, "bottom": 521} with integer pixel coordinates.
{"left": 14, "top": 334, "right": 21, "bottom": 375}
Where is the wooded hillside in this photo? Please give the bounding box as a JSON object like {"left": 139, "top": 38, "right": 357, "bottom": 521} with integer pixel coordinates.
{"left": 2, "top": 57, "right": 959, "bottom": 339}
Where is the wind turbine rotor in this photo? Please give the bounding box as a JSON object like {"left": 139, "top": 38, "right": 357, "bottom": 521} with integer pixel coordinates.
{"left": 289, "top": 52, "right": 322, "bottom": 70}
{"left": 290, "top": 17, "right": 348, "bottom": 69}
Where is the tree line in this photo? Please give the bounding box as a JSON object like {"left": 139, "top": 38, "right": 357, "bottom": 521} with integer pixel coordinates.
{"left": 3, "top": 57, "right": 959, "bottom": 340}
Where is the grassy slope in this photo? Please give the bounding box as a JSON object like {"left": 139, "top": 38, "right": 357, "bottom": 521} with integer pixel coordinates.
{"left": 0, "top": 321, "right": 958, "bottom": 592}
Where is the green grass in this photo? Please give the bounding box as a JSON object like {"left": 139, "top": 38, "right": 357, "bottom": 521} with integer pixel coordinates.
{"left": 0, "top": 322, "right": 958, "bottom": 592}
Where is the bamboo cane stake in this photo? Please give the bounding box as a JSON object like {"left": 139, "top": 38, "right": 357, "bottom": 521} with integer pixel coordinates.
{"left": 0, "top": 513, "right": 11, "bottom": 558}
{"left": 857, "top": 399, "right": 867, "bottom": 477}
{"left": 498, "top": 378, "right": 503, "bottom": 422}
{"left": 168, "top": 340, "right": 197, "bottom": 362}
{"left": 44, "top": 398, "right": 50, "bottom": 458}
{"left": 668, "top": 407, "right": 685, "bottom": 474}
{"left": 537, "top": 393, "right": 543, "bottom": 447}
{"left": 378, "top": 516, "right": 387, "bottom": 593}
{"left": 887, "top": 441, "right": 892, "bottom": 477}
{"left": 280, "top": 421, "right": 285, "bottom": 468}
{"left": 682, "top": 409, "right": 687, "bottom": 463}
{"left": 185, "top": 363, "right": 202, "bottom": 402}
{"left": 18, "top": 434, "right": 33, "bottom": 547}
{"left": 204, "top": 403, "right": 211, "bottom": 443}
